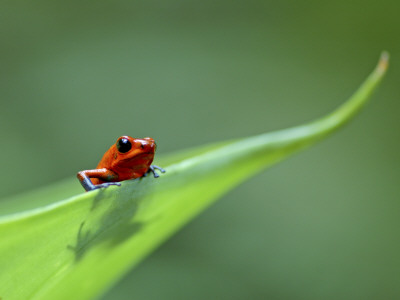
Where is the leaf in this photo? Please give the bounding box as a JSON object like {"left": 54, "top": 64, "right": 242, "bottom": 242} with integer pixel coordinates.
{"left": 0, "top": 53, "right": 389, "bottom": 300}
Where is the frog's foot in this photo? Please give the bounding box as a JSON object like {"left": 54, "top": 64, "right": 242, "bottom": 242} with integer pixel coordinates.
{"left": 146, "top": 165, "right": 166, "bottom": 178}
{"left": 92, "top": 182, "right": 121, "bottom": 190}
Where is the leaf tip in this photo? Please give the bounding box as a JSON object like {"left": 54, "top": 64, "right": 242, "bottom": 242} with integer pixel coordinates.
{"left": 377, "top": 51, "right": 390, "bottom": 75}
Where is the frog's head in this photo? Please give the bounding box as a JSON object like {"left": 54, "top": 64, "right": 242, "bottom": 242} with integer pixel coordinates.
{"left": 111, "top": 135, "right": 156, "bottom": 171}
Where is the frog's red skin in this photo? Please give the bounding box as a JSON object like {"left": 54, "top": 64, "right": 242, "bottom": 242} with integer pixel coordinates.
{"left": 77, "top": 136, "right": 165, "bottom": 192}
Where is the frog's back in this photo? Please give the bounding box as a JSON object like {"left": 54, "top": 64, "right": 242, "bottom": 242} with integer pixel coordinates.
{"left": 96, "top": 144, "right": 116, "bottom": 170}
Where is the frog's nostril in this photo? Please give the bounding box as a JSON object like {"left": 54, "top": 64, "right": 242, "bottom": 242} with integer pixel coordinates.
{"left": 138, "top": 138, "right": 156, "bottom": 152}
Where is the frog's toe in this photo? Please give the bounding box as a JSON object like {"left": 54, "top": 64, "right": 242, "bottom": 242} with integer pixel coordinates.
{"left": 94, "top": 182, "right": 121, "bottom": 190}
{"left": 148, "top": 165, "right": 165, "bottom": 178}
{"left": 153, "top": 165, "right": 166, "bottom": 173}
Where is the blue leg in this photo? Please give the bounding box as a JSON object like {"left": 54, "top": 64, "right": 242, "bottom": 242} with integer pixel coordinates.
{"left": 147, "top": 165, "right": 166, "bottom": 178}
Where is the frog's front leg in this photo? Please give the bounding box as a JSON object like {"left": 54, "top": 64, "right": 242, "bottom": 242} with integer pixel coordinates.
{"left": 77, "top": 168, "right": 120, "bottom": 192}
{"left": 146, "top": 165, "right": 166, "bottom": 178}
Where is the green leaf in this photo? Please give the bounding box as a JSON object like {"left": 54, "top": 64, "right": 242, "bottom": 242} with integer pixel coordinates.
{"left": 0, "top": 53, "right": 389, "bottom": 300}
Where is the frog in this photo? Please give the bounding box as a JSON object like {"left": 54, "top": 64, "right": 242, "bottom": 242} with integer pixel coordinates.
{"left": 77, "top": 136, "right": 165, "bottom": 191}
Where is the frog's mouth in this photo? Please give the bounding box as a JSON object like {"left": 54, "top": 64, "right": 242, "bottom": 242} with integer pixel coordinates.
{"left": 135, "top": 152, "right": 154, "bottom": 158}
{"left": 119, "top": 152, "right": 154, "bottom": 163}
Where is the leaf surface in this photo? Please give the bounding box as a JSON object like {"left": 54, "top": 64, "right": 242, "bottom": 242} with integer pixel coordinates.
{"left": 0, "top": 53, "right": 389, "bottom": 300}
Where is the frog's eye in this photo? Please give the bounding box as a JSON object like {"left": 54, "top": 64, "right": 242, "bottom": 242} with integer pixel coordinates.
{"left": 116, "top": 138, "right": 132, "bottom": 153}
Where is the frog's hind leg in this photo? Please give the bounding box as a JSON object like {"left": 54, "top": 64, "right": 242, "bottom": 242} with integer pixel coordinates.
{"left": 77, "top": 168, "right": 120, "bottom": 191}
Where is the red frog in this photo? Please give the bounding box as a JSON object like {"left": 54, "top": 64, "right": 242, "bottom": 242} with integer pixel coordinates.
{"left": 77, "top": 136, "right": 165, "bottom": 191}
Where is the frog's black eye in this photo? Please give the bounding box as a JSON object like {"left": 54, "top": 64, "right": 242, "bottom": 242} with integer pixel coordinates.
{"left": 117, "top": 138, "right": 132, "bottom": 153}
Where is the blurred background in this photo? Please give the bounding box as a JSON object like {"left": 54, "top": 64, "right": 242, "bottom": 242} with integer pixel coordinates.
{"left": 0, "top": 0, "right": 399, "bottom": 299}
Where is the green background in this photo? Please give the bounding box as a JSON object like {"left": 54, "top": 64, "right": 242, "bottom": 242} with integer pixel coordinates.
{"left": 0, "top": 1, "right": 399, "bottom": 299}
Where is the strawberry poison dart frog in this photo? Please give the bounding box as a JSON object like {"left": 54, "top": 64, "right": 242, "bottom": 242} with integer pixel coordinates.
{"left": 77, "top": 136, "right": 165, "bottom": 191}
